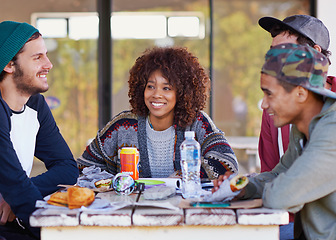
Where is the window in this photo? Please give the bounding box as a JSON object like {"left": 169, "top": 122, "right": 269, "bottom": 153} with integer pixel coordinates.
{"left": 33, "top": 11, "right": 205, "bottom": 40}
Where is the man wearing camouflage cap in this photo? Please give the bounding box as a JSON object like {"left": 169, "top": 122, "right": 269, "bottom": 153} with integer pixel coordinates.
{"left": 213, "top": 43, "right": 336, "bottom": 240}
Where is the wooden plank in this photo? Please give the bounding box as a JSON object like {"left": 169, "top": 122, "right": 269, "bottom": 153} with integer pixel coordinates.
{"left": 185, "top": 208, "right": 236, "bottom": 225}
{"left": 80, "top": 208, "right": 133, "bottom": 226}
{"left": 132, "top": 207, "right": 184, "bottom": 226}
{"left": 228, "top": 199, "right": 262, "bottom": 209}
{"left": 132, "top": 194, "right": 183, "bottom": 226}
{"left": 81, "top": 191, "right": 135, "bottom": 226}
{"left": 179, "top": 198, "right": 262, "bottom": 209}
{"left": 92, "top": 190, "right": 184, "bottom": 226}
{"left": 30, "top": 208, "right": 79, "bottom": 227}
{"left": 237, "top": 207, "right": 289, "bottom": 225}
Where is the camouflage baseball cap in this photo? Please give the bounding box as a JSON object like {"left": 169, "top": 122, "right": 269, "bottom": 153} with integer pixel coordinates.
{"left": 262, "top": 43, "right": 336, "bottom": 99}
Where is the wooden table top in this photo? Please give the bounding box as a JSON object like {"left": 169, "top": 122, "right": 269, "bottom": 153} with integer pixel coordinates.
{"left": 30, "top": 191, "right": 289, "bottom": 228}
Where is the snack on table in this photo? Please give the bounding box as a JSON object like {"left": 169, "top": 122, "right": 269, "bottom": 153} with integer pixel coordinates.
{"left": 94, "top": 178, "right": 112, "bottom": 191}
{"left": 229, "top": 175, "right": 249, "bottom": 192}
{"left": 47, "top": 187, "right": 95, "bottom": 209}
{"left": 112, "top": 173, "right": 135, "bottom": 195}
{"left": 68, "top": 187, "right": 95, "bottom": 209}
{"left": 47, "top": 191, "right": 68, "bottom": 207}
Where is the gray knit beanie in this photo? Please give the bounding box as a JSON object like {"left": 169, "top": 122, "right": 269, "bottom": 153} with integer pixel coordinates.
{"left": 0, "top": 21, "right": 39, "bottom": 71}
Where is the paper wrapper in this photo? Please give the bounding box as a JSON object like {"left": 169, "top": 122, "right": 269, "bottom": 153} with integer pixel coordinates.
{"left": 203, "top": 174, "right": 240, "bottom": 202}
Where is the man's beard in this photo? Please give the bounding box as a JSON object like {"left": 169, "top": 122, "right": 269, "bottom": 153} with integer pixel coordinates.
{"left": 13, "top": 64, "right": 49, "bottom": 96}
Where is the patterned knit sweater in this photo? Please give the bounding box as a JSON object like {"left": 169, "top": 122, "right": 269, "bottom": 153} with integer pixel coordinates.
{"left": 146, "top": 118, "right": 175, "bottom": 177}
{"left": 77, "top": 110, "right": 238, "bottom": 179}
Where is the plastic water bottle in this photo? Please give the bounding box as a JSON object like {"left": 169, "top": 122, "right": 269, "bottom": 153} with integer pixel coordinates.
{"left": 180, "top": 131, "right": 202, "bottom": 199}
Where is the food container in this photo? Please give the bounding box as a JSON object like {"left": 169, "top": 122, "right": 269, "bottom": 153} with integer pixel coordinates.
{"left": 112, "top": 173, "right": 135, "bottom": 195}
{"left": 119, "top": 147, "right": 139, "bottom": 180}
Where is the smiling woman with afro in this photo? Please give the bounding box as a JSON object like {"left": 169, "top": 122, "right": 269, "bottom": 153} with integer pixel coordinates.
{"left": 128, "top": 47, "right": 209, "bottom": 128}
{"left": 77, "top": 46, "right": 238, "bottom": 180}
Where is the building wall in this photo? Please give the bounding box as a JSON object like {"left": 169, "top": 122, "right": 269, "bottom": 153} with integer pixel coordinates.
{"left": 317, "top": 0, "right": 336, "bottom": 76}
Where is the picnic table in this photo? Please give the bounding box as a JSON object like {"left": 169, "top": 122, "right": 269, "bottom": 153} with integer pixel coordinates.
{"left": 30, "top": 187, "right": 288, "bottom": 240}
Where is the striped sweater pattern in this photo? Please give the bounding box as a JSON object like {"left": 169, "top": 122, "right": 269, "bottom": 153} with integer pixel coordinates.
{"left": 77, "top": 110, "right": 238, "bottom": 179}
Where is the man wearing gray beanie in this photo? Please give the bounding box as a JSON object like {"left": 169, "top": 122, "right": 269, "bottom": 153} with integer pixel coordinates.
{"left": 0, "top": 21, "right": 79, "bottom": 240}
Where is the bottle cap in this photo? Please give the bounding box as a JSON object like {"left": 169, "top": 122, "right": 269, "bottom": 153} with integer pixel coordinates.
{"left": 185, "top": 131, "right": 195, "bottom": 138}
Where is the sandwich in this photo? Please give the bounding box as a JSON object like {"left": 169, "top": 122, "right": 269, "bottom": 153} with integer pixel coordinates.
{"left": 47, "top": 187, "right": 95, "bottom": 209}
{"left": 94, "top": 178, "right": 112, "bottom": 191}
{"left": 67, "top": 187, "right": 95, "bottom": 209}
{"left": 47, "top": 191, "right": 68, "bottom": 207}
{"left": 229, "top": 174, "right": 249, "bottom": 192}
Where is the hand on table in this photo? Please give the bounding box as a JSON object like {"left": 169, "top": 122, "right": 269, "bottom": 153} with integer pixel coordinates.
{"left": 207, "top": 171, "right": 247, "bottom": 202}
{"left": 0, "top": 194, "right": 16, "bottom": 225}
{"left": 203, "top": 172, "right": 239, "bottom": 202}
{"left": 212, "top": 171, "right": 234, "bottom": 193}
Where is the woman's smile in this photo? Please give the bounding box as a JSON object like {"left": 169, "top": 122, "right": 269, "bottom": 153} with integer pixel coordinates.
{"left": 144, "top": 70, "right": 176, "bottom": 130}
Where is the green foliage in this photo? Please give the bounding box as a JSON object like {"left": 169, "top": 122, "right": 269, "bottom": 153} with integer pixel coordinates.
{"left": 43, "top": 0, "right": 309, "bottom": 158}
{"left": 44, "top": 39, "right": 98, "bottom": 158}
{"left": 212, "top": 11, "right": 269, "bottom": 135}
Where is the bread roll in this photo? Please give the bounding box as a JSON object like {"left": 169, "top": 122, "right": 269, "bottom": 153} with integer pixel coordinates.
{"left": 47, "top": 187, "right": 95, "bottom": 209}
{"left": 67, "top": 187, "right": 95, "bottom": 209}
{"left": 47, "top": 191, "right": 68, "bottom": 207}
{"left": 94, "top": 178, "right": 112, "bottom": 191}
{"left": 229, "top": 175, "right": 248, "bottom": 192}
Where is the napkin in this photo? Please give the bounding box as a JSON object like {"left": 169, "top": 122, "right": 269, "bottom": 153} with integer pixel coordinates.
{"left": 203, "top": 174, "right": 240, "bottom": 202}
{"left": 76, "top": 166, "right": 114, "bottom": 189}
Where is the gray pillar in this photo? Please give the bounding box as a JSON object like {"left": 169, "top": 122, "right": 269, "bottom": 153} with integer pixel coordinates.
{"left": 97, "top": 0, "right": 112, "bottom": 129}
